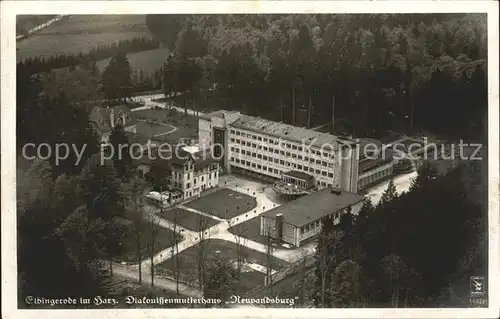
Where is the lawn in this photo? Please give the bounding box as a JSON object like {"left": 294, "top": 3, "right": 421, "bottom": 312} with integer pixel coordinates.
{"left": 157, "top": 208, "right": 220, "bottom": 232}
{"left": 17, "top": 15, "right": 151, "bottom": 61}
{"left": 153, "top": 126, "right": 198, "bottom": 144}
{"left": 114, "top": 217, "right": 183, "bottom": 263}
{"left": 227, "top": 216, "right": 268, "bottom": 246}
{"left": 133, "top": 109, "right": 198, "bottom": 142}
{"left": 156, "top": 239, "right": 290, "bottom": 293}
{"left": 133, "top": 108, "right": 198, "bottom": 129}
{"left": 135, "top": 121, "right": 177, "bottom": 137}
{"left": 96, "top": 48, "right": 170, "bottom": 75}
{"left": 184, "top": 188, "right": 257, "bottom": 219}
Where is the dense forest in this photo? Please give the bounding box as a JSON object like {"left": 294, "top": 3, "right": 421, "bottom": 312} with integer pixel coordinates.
{"left": 309, "top": 162, "right": 486, "bottom": 307}
{"left": 148, "top": 14, "right": 487, "bottom": 140}
{"left": 17, "top": 14, "right": 488, "bottom": 140}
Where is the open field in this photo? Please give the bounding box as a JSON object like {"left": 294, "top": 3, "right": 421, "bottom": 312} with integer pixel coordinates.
{"left": 135, "top": 121, "right": 176, "bottom": 137}
{"left": 17, "top": 15, "right": 150, "bottom": 61}
{"left": 115, "top": 217, "right": 183, "bottom": 263}
{"left": 17, "top": 15, "right": 58, "bottom": 35}
{"left": 96, "top": 48, "right": 170, "bottom": 75}
{"left": 157, "top": 239, "right": 290, "bottom": 293}
{"left": 157, "top": 208, "right": 220, "bottom": 232}
{"left": 184, "top": 188, "right": 258, "bottom": 219}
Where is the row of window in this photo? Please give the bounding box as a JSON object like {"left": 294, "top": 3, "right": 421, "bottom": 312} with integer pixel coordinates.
{"left": 232, "top": 158, "right": 281, "bottom": 175}
{"left": 172, "top": 167, "right": 218, "bottom": 184}
{"left": 184, "top": 184, "right": 212, "bottom": 199}
{"left": 184, "top": 162, "right": 218, "bottom": 172}
{"left": 229, "top": 135, "right": 335, "bottom": 158}
{"left": 234, "top": 164, "right": 333, "bottom": 188}
{"left": 186, "top": 172, "right": 218, "bottom": 189}
{"left": 358, "top": 166, "right": 392, "bottom": 187}
{"left": 229, "top": 154, "right": 334, "bottom": 178}
{"left": 299, "top": 211, "right": 343, "bottom": 235}
{"left": 230, "top": 147, "right": 334, "bottom": 168}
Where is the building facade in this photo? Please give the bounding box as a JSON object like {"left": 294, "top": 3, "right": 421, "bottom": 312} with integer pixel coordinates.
{"left": 165, "top": 148, "right": 220, "bottom": 201}
{"left": 199, "top": 110, "right": 360, "bottom": 193}
{"left": 260, "top": 187, "right": 366, "bottom": 247}
{"left": 357, "top": 161, "right": 394, "bottom": 190}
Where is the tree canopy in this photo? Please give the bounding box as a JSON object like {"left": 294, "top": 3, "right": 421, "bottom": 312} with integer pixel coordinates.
{"left": 312, "top": 161, "right": 485, "bottom": 307}
{"left": 147, "top": 13, "right": 487, "bottom": 139}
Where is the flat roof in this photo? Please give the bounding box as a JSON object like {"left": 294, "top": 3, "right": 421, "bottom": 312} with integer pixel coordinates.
{"left": 359, "top": 156, "right": 393, "bottom": 174}
{"left": 231, "top": 114, "right": 357, "bottom": 149}
{"left": 262, "top": 187, "right": 365, "bottom": 227}
{"left": 200, "top": 110, "right": 231, "bottom": 121}
{"left": 282, "top": 170, "right": 314, "bottom": 181}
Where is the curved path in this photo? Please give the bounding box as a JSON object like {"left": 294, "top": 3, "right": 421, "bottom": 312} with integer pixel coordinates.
{"left": 116, "top": 172, "right": 417, "bottom": 293}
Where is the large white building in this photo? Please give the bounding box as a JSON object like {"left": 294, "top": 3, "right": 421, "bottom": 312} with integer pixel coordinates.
{"left": 199, "top": 110, "right": 360, "bottom": 193}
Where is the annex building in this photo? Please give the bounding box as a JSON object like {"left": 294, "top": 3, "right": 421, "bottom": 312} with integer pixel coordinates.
{"left": 260, "top": 187, "right": 366, "bottom": 247}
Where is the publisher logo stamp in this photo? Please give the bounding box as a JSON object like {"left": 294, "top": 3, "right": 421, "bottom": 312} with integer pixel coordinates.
{"left": 470, "top": 276, "right": 485, "bottom": 296}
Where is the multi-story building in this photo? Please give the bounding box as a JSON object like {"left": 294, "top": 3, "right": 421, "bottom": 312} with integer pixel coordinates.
{"left": 357, "top": 138, "right": 395, "bottom": 190}
{"left": 165, "top": 147, "right": 220, "bottom": 201}
{"left": 199, "top": 110, "right": 360, "bottom": 193}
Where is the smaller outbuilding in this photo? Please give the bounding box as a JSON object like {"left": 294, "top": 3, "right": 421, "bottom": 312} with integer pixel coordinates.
{"left": 260, "top": 187, "right": 366, "bottom": 247}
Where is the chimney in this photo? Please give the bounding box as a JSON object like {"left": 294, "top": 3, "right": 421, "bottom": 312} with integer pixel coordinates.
{"left": 122, "top": 113, "right": 126, "bottom": 126}
{"left": 276, "top": 213, "right": 284, "bottom": 241}
{"left": 110, "top": 108, "right": 115, "bottom": 128}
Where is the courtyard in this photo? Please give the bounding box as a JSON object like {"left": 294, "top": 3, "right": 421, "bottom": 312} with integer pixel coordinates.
{"left": 228, "top": 216, "right": 265, "bottom": 245}
{"left": 184, "top": 188, "right": 257, "bottom": 219}
{"left": 157, "top": 207, "right": 220, "bottom": 232}
{"left": 156, "top": 239, "right": 290, "bottom": 293}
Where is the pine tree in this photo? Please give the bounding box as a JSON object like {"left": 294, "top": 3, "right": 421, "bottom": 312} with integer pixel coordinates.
{"left": 379, "top": 179, "right": 398, "bottom": 206}
{"left": 330, "top": 259, "right": 362, "bottom": 307}
{"left": 409, "top": 163, "right": 437, "bottom": 193}
{"left": 314, "top": 215, "right": 344, "bottom": 307}
{"left": 356, "top": 198, "right": 374, "bottom": 238}
{"left": 101, "top": 52, "right": 132, "bottom": 101}
{"left": 78, "top": 155, "right": 124, "bottom": 221}
{"left": 338, "top": 205, "right": 355, "bottom": 233}
{"left": 20, "top": 159, "right": 54, "bottom": 213}
{"left": 109, "top": 123, "right": 132, "bottom": 179}
{"left": 204, "top": 253, "right": 237, "bottom": 306}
